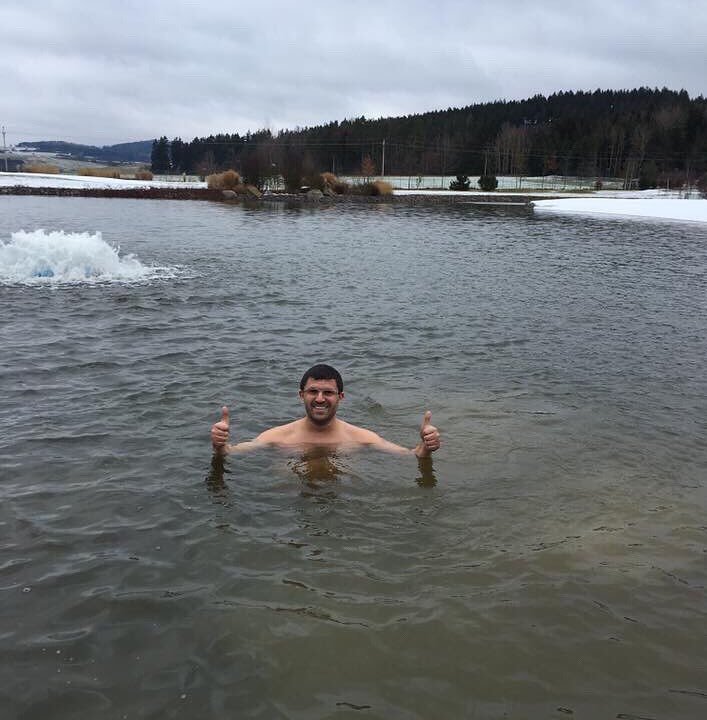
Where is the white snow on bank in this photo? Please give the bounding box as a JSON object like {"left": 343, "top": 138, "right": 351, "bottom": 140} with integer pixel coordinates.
{"left": 532, "top": 197, "right": 707, "bottom": 223}
{"left": 395, "top": 188, "right": 575, "bottom": 198}
{"left": 0, "top": 172, "right": 205, "bottom": 190}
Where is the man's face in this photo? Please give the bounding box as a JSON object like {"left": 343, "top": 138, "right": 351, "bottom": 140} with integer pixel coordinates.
{"left": 299, "top": 378, "right": 343, "bottom": 426}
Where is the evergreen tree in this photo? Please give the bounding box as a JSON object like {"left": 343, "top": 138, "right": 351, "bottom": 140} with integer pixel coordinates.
{"left": 170, "top": 138, "right": 186, "bottom": 174}
{"left": 150, "top": 137, "right": 171, "bottom": 174}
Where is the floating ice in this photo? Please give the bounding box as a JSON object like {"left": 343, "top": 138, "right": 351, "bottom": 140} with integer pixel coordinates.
{"left": 531, "top": 197, "right": 707, "bottom": 223}
{"left": 0, "top": 229, "right": 178, "bottom": 285}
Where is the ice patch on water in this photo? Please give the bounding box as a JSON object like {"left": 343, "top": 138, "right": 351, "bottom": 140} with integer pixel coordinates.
{"left": 0, "top": 229, "right": 180, "bottom": 285}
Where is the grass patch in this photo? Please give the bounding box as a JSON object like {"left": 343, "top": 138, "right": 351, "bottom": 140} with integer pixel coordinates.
{"left": 23, "top": 164, "right": 61, "bottom": 174}
{"left": 78, "top": 167, "right": 122, "bottom": 178}
{"left": 134, "top": 170, "right": 153, "bottom": 181}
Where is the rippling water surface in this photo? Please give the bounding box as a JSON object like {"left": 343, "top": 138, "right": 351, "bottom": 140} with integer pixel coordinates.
{"left": 1, "top": 196, "right": 706, "bottom": 719}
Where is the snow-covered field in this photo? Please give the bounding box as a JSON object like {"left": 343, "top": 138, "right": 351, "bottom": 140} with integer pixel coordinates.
{"left": 1, "top": 171, "right": 705, "bottom": 223}
{"left": 0, "top": 171, "right": 205, "bottom": 190}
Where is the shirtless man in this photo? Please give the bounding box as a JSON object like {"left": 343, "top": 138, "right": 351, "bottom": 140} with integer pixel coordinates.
{"left": 210, "top": 363, "right": 441, "bottom": 457}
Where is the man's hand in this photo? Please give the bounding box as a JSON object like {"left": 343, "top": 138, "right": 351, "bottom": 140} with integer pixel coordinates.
{"left": 416, "top": 410, "right": 441, "bottom": 457}
{"left": 211, "top": 406, "right": 230, "bottom": 453}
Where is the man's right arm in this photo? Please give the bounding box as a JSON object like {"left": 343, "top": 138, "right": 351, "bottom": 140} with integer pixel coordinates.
{"left": 211, "top": 405, "right": 267, "bottom": 455}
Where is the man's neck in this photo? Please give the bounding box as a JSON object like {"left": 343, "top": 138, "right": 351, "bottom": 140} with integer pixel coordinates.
{"left": 303, "top": 415, "right": 339, "bottom": 433}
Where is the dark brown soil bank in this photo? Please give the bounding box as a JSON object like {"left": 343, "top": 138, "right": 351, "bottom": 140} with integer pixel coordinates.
{"left": 0, "top": 186, "right": 224, "bottom": 200}
{"left": 0, "top": 185, "right": 555, "bottom": 205}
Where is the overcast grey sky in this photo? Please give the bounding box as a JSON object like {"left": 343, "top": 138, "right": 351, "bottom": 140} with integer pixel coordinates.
{"left": 4, "top": 0, "right": 706, "bottom": 146}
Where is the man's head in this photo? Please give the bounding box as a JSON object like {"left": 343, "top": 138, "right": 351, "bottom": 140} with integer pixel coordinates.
{"left": 299, "top": 364, "right": 343, "bottom": 393}
{"left": 299, "top": 364, "right": 344, "bottom": 426}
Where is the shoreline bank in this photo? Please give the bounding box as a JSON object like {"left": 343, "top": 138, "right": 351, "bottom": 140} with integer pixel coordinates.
{"left": 0, "top": 185, "right": 547, "bottom": 206}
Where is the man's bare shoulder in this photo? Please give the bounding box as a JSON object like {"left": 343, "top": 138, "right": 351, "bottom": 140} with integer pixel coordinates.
{"left": 255, "top": 419, "right": 305, "bottom": 444}
{"left": 338, "top": 420, "right": 383, "bottom": 444}
{"left": 338, "top": 420, "right": 412, "bottom": 454}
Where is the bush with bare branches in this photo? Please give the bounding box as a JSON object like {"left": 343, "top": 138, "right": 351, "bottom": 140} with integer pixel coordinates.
{"left": 134, "top": 170, "right": 154, "bottom": 181}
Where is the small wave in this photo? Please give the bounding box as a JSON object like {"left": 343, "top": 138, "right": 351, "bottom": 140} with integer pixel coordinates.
{"left": 0, "top": 229, "right": 180, "bottom": 285}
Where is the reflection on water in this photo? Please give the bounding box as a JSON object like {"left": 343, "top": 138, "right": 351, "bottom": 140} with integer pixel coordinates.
{"left": 204, "top": 454, "right": 230, "bottom": 504}
{"left": 415, "top": 456, "right": 437, "bottom": 487}
{"left": 206, "top": 445, "right": 438, "bottom": 499}
{"left": 289, "top": 446, "right": 348, "bottom": 488}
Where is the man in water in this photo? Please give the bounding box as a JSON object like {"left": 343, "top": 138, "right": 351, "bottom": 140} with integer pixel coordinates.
{"left": 210, "top": 363, "right": 441, "bottom": 457}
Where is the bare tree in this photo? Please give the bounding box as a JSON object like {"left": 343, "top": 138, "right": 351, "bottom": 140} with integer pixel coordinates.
{"left": 361, "top": 155, "right": 376, "bottom": 179}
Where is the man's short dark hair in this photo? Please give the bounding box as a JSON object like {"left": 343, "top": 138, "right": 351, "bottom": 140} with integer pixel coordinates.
{"left": 300, "top": 364, "right": 344, "bottom": 393}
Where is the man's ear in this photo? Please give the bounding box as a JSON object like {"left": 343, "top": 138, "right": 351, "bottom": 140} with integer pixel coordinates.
{"left": 339, "top": 392, "right": 345, "bottom": 400}
{"left": 298, "top": 390, "right": 304, "bottom": 400}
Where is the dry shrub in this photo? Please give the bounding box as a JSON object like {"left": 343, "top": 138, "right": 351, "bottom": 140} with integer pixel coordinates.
{"left": 372, "top": 180, "right": 393, "bottom": 196}
{"left": 134, "top": 170, "right": 153, "bottom": 181}
{"left": 79, "top": 167, "right": 122, "bottom": 178}
{"left": 206, "top": 170, "right": 241, "bottom": 189}
{"left": 352, "top": 180, "right": 393, "bottom": 197}
{"left": 24, "top": 164, "right": 61, "bottom": 174}
{"left": 357, "top": 180, "right": 393, "bottom": 196}
{"left": 319, "top": 172, "right": 349, "bottom": 195}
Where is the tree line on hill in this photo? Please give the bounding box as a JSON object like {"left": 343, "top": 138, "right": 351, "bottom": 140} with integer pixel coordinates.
{"left": 18, "top": 140, "right": 153, "bottom": 164}
{"left": 151, "top": 88, "right": 707, "bottom": 190}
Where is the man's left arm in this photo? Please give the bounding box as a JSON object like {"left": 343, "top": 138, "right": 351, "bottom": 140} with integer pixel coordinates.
{"left": 364, "top": 411, "right": 441, "bottom": 456}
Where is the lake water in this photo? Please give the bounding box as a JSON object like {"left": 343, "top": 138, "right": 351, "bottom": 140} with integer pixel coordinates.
{"left": 1, "top": 196, "right": 706, "bottom": 719}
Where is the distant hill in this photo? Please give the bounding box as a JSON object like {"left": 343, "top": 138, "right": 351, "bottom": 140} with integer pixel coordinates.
{"left": 17, "top": 140, "right": 153, "bottom": 164}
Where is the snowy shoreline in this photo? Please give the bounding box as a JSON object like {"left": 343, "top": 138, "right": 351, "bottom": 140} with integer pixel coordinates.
{"left": 1, "top": 171, "right": 706, "bottom": 223}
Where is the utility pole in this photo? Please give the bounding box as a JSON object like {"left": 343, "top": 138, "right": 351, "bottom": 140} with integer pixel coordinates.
{"left": 381, "top": 138, "right": 386, "bottom": 177}
{"left": 1, "top": 126, "right": 7, "bottom": 172}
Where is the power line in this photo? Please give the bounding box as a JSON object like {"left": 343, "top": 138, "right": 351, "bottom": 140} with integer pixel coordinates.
{"left": 169, "top": 135, "right": 705, "bottom": 165}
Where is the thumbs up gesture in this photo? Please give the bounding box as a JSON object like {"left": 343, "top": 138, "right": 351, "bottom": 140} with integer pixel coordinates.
{"left": 417, "top": 410, "right": 441, "bottom": 456}
{"left": 211, "top": 406, "right": 230, "bottom": 453}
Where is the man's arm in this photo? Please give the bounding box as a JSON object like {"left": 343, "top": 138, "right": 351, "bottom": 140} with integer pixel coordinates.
{"left": 211, "top": 406, "right": 231, "bottom": 455}
{"left": 414, "top": 411, "right": 441, "bottom": 457}
{"left": 211, "top": 406, "right": 293, "bottom": 454}
{"left": 210, "top": 405, "right": 267, "bottom": 455}
{"left": 358, "top": 411, "right": 441, "bottom": 457}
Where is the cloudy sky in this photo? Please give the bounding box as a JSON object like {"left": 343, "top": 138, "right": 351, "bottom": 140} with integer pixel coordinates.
{"left": 5, "top": 0, "right": 706, "bottom": 147}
